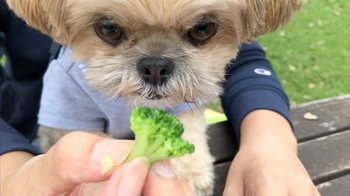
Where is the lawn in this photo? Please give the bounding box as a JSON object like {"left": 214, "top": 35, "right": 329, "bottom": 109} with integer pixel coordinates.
{"left": 258, "top": 0, "right": 350, "bottom": 106}
{"left": 209, "top": 0, "right": 350, "bottom": 113}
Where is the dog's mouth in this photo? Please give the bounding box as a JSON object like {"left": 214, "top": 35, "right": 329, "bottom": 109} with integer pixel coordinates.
{"left": 137, "top": 91, "right": 168, "bottom": 100}
{"left": 143, "top": 92, "right": 196, "bottom": 104}
{"left": 146, "top": 92, "right": 164, "bottom": 100}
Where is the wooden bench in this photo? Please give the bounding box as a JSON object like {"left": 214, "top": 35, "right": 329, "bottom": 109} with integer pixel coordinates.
{"left": 208, "top": 94, "right": 350, "bottom": 196}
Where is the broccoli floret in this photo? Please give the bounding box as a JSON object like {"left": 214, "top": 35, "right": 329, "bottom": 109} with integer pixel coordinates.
{"left": 126, "top": 106, "right": 195, "bottom": 163}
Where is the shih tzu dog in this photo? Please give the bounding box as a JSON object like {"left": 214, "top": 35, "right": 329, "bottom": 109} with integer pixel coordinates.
{"left": 7, "top": 0, "right": 302, "bottom": 195}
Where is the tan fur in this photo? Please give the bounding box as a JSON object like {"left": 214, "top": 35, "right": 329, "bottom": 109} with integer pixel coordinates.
{"left": 7, "top": 0, "right": 302, "bottom": 195}
{"left": 241, "top": 0, "right": 303, "bottom": 41}
{"left": 175, "top": 107, "right": 215, "bottom": 195}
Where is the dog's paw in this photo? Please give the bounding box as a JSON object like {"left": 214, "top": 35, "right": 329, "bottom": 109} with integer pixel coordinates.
{"left": 171, "top": 154, "right": 215, "bottom": 196}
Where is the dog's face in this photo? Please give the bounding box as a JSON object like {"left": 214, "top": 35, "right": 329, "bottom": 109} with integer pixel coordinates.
{"left": 69, "top": 0, "right": 244, "bottom": 107}
{"left": 8, "top": 0, "right": 302, "bottom": 107}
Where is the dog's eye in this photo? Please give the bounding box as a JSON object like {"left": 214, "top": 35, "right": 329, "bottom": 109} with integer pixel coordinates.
{"left": 188, "top": 22, "right": 218, "bottom": 45}
{"left": 94, "top": 20, "right": 124, "bottom": 45}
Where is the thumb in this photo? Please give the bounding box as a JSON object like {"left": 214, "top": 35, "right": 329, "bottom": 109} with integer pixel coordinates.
{"left": 143, "top": 160, "right": 194, "bottom": 196}
{"left": 32, "top": 131, "right": 133, "bottom": 194}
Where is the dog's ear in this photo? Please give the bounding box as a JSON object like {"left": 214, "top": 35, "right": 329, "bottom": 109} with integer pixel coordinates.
{"left": 6, "top": 0, "right": 69, "bottom": 44}
{"left": 240, "top": 0, "right": 303, "bottom": 42}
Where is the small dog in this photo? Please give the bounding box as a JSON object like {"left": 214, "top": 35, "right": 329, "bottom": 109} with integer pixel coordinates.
{"left": 7, "top": 0, "right": 302, "bottom": 195}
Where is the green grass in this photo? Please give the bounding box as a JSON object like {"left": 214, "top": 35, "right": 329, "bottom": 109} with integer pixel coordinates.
{"left": 258, "top": 0, "right": 350, "bottom": 106}
{"left": 210, "top": 0, "right": 350, "bottom": 112}
{"left": 0, "top": 54, "right": 6, "bottom": 66}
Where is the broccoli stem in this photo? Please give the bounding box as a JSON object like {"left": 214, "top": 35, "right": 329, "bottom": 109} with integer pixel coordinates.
{"left": 143, "top": 135, "right": 164, "bottom": 155}
{"left": 126, "top": 131, "right": 165, "bottom": 161}
{"left": 147, "top": 152, "right": 170, "bottom": 163}
{"left": 126, "top": 128, "right": 148, "bottom": 161}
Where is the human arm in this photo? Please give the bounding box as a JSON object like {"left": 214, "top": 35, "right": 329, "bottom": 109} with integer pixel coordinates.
{"left": 1, "top": 0, "right": 52, "bottom": 145}
{"left": 221, "top": 41, "right": 320, "bottom": 195}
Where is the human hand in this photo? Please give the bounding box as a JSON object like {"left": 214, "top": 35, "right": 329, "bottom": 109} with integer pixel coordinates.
{"left": 223, "top": 110, "right": 320, "bottom": 196}
{"left": 223, "top": 142, "right": 320, "bottom": 196}
{"left": 0, "top": 132, "right": 194, "bottom": 196}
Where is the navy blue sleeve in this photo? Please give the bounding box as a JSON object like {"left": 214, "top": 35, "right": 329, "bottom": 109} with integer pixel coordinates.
{"left": 221, "top": 41, "right": 292, "bottom": 142}
{"left": 0, "top": 119, "right": 40, "bottom": 155}
{"left": 0, "top": 0, "right": 52, "bottom": 155}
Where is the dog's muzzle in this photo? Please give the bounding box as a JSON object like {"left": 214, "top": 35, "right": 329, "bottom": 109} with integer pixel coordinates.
{"left": 137, "top": 57, "right": 174, "bottom": 86}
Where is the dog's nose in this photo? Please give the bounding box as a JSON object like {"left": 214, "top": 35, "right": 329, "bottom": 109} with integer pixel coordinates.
{"left": 137, "top": 57, "right": 174, "bottom": 85}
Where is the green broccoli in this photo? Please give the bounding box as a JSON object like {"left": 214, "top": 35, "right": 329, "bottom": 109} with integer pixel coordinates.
{"left": 126, "top": 106, "right": 195, "bottom": 163}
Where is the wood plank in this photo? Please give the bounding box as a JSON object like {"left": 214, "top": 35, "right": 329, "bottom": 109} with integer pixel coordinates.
{"left": 207, "top": 121, "right": 238, "bottom": 164}
{"left": 213, "top": 163, "right": 350, "bottom": 196}
{"left": 298, "top": 129, "right": 350, "bottom": 184}
{"left": 317, "top": 174, "right": 350, "bottom": 196}
{"left": 291, "top": 95, "right": 350, "bottom": 141}
{"left": 213, "top": 128, "right": 350, "bottom": 196}
{"left": 213, "top": 162, "right": 231, "bottom": 196}
{"left": 207, "top": 95, "right": 350, "bottom": 163}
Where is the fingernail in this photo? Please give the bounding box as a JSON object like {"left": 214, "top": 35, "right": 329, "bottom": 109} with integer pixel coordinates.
{"left": 152, "top": 160, "right": 177, "bottom": 179}
{"left": 91, "top": 139, "right": 133, "bottom": 167}
{"left": 118, "top": 157, "right": 150, "bottom": 196}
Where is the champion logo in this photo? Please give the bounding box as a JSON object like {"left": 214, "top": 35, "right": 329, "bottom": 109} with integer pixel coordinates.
{"left": 254, "top": 68, "right": 272, "bottom": 76}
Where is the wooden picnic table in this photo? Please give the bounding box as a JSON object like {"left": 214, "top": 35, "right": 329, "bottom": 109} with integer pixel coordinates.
{"left": 208, "top": 94, "right": 350, "bottom": 196}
